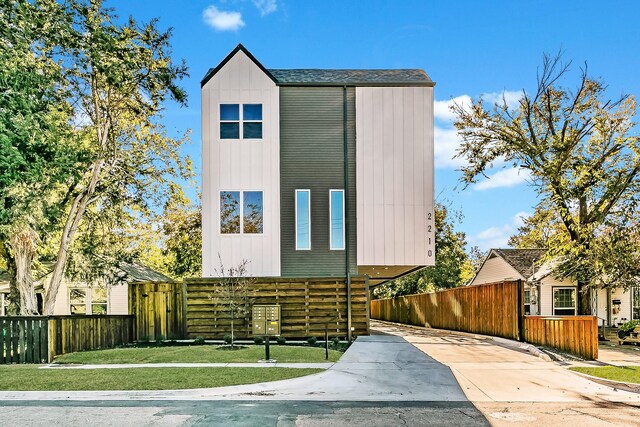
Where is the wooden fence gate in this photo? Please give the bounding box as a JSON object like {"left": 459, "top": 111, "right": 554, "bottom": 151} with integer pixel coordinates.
{"left": 129, "top": 281, "right": 185, "bottom": 341}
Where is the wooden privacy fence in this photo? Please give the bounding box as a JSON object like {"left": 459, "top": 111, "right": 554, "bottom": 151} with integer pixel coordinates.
{"left": 185, "top": 277, "right": 369, "bottom": 339}
{"left": 48, "top": 315, "right": 134, "bottom": 360}
{"left": 129, "top": 281, "right": 185, "bottom": 341}
{"left": 370, "top": 281, "right": 522, "bottom": 340}
{"left": 523, "top": 316, "right": 598, "bottom": 360}
{"left": 0, "top": 317, "right": 49, "bottom": 364}
{"left": 1, "top": 315, "right": 135, "bottom": 364}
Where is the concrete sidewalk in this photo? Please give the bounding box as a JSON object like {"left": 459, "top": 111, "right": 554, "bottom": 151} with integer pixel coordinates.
{"left": 41, "top": 362, "right": 335, "bottom": 369}
{"left": 0, "top": 335, "right": 470, "bottom": 402}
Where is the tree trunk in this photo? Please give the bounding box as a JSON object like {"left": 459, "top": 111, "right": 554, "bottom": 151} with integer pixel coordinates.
{"left": 577, "top": 280, "right": 592, "bottom": 315}
{"left": 10, "top": 227, "right": 39, "bottom": 315}
{"left": 3, "top": 244, "right": 20, "bottom": 315}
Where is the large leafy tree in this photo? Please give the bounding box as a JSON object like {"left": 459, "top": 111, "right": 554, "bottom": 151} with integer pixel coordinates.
{"left": 452, "top": 53, "right": 640, "bottom": 314}
{"left": 0, "top": 0, "right": 86, "bottom": 314}
{"left": 161, "top": 184, "right": 202, "bottom": 279}
{"left": 41, "top": 0, "right": 190, "bottom": 314}
{"left": 374, "top": 203, "right": 469, "bottom": 299}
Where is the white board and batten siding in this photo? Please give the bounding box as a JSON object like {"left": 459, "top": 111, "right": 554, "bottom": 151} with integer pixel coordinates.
{"left": 355, "top": 87, "right": 435, "bottom": 267}
{"left": 201, "top": 50, "right": 281, "bottom": 277}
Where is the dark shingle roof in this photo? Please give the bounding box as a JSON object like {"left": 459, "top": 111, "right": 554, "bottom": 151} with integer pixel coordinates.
{"left": 201, "top": 44, "right": 434, "bottom": 87}
{"left": 268, "top": 69, "right": 433, "bottom": 85}
{"left": 493, "top": 249, "right": 547, "bottom": 279}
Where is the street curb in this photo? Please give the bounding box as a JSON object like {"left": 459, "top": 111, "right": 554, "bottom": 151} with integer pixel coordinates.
{"left": 372, "top": 319, "right": 552, "bottom": 361}
{"left": 569, "top": 369, "right": 640, "bottom": 394}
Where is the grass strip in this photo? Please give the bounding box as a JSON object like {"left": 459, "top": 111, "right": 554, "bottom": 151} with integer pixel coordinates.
{"left": 55, "top": 345, "right": 341, "bottom": 364}
{"left": 0, "top": 366, "right": 323, "bottom": 391}
{"left": 570, "top": 366, "right": 640, "bottom": 384}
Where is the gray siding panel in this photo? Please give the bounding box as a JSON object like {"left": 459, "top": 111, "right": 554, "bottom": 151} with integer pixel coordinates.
{"left": 280, "top": 87, "right": 357, "bottom": 277}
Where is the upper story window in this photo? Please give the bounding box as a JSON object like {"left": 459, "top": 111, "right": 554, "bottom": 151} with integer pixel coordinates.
{"left": 296, "top": 190, "right": 311, "bottom": 250}
{"left": 220, "top": 191, "right": 263, "bottom": 234}
{"left": 329, "top": 190, "right": 345, "bottom": 250}
{"left": 220, "top": 104, "right": 262, "bottom": 140}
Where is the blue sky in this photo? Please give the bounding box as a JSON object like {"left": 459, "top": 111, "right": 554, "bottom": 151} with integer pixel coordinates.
{"left": 112, "top": 0, "right": 640, "bottom": 251}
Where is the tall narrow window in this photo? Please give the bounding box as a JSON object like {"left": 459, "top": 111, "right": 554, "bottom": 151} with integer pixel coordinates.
{"left": 330, "top": 190, "right": 345, "bottom": 250}
{"left": 91, "top": 287, "right": 108, "bottom": 315}
{"left": 633, "top": 287, "right": 640, "bottom": 320}
{"left": 243, "top": 104, "right": 263, "bottom": 139}
{"left": 69, "top": 288, "right": 87, "bottom": 314}
{"left": 296, "top": 190, "right": 311, "bottom": 250}
{"left": 524, "top": 289, "right": 531, "bottom": 315}
{"left": 243, "top": 191, "right": 264, "bottom": 234}
{"left": 220, "top": 104, "right": 240, "bottom": 139}
{"left": 220, "top": 191, "right": 241, "bottom": 233}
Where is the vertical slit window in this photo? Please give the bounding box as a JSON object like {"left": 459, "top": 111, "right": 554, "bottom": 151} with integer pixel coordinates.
{"left": 296, "top": 190, "right": 311, "bottom": 250}
{"left": 220, "top": 104, "right": 240, "bottom": 139}
{"left": 330, "top": 190, "right": 345, "bottom": 250}
{"left": 243, "top": 191, "right": 264, "bottom": 234}
{"left": 220, "top": 191, "right": 241, "bottom": 233}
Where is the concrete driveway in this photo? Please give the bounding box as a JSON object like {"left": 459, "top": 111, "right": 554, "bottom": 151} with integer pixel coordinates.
{"left": 372, "top": 320, "right": 640, "bottom": 426}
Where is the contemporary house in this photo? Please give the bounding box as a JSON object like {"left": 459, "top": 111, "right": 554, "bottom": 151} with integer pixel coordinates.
{"left": 201, "top": 44, "right": 435, "bottom": 285}
{"left": 469, "top": 248, "right": 640, "bottom": 326}
{"left": 0, "top": 263, "right": 171, "bottom": 316}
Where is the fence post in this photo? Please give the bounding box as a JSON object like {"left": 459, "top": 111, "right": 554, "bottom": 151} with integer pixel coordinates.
{"left": 517, "top": 279, "right": 524, "bottom": 342}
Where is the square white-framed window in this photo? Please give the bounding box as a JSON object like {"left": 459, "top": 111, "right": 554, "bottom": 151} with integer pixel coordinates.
{"left": 219, "top": 103, "right": 263, "bottom": 140}
{"left": 552, "top": 287, "right": 576, "bottom": 316}
{"left": 295, "top": 189, "right": 311, "bottom": 250}
{"left": 220, "top": 190, "right": 264, "bottom": 235}
{"left": 329, "top": 189, "right": 345, "bottom": 250}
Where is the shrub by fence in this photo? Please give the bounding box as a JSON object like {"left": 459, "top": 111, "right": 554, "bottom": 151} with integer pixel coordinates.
{"left": 129, "top": 281, "right": 185, "bottom": 341}
{"left": 370, "top": 281, "right": 522, "bottom": 340}
{"left": 523, "top": 316, "right": 598, "bottom": 360}
{"left": 185, "top": 276, "right": 370, "bottom": 339}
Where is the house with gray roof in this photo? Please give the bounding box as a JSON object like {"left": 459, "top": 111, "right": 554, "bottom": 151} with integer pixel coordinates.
{"left": 0, "top": 262, "right": 172, "bottom": 316}
{"left": 201, "top": 44, "right": 436, "bottom": 286}
{"left": 469, "top": 248, "right": 640, "bottom": 326}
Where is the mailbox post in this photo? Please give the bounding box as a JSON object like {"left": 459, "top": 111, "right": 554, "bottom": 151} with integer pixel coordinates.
{"left": 252, "top": 305, "right": 281, "bottom": 362}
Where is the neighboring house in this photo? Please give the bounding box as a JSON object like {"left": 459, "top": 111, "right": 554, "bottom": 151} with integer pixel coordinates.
{"left": 201, "top": 44, "right": 436, "bottom": 285}
{"left": 469, "top": 248, "right": 640, "bottom": 326}
{"left": 0, "top": 262, "right": 172, "bottom": 316}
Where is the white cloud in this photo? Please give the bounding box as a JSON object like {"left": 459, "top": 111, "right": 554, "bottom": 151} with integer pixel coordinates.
{"left": 434, "top": 95, "right": 471, "bottom": 123}
{"left": 203, "top": 6, "right": 245, "bottom": 31}
{"left": 471, "top": 211, "right": 531, "bottom": 251}
{"left": 434, "top": 126, "right": 467, "bottom": 169}
{"left": 481, "top": 90, "right": 523, "bottom": 110}
{"left": 253, "top": 0, "right": 277, "bottom": 15}
{"left": 473, "top": 167, "right": 531, "bottom": 191}
{"left": 433, "top": 91, "right": 521, "bottom": 171}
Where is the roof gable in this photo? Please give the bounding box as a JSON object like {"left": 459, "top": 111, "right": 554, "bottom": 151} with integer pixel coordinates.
{"left": 202, "top": 45, "right": 435, "bottom": 88}
{"left": 201, "top": 44, "right": 278, "bottom": 88}
{"left": 492, "top": 248, "right": 547, "bottom": 279}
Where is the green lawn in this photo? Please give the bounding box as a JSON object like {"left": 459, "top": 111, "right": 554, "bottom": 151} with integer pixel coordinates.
{"left": 54, "top": 345, "right": 342, "bottom": 364}
{"left": 0, "top": 366, "right": 323, "bottom": 391}
{"left": 570, "top": 366, "right": 640, "bottom": 384}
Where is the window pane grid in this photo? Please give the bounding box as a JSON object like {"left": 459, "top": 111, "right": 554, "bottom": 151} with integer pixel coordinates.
{"left": 220, "top": 103, "right": 262, "bottom": 140}
{"left": 553, "top": 288, "right": 576, "bottom": 315}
